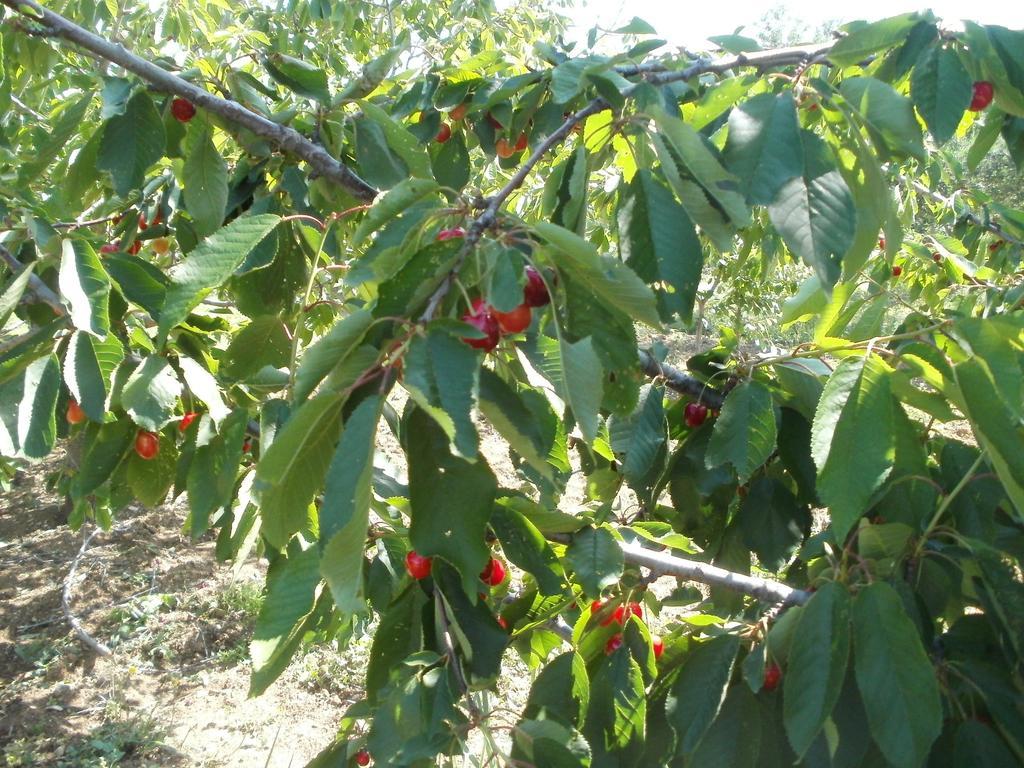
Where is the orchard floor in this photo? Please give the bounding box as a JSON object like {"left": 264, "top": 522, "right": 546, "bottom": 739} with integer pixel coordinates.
{"left": 0, "top": 451, "right": 363, "bottom": 767}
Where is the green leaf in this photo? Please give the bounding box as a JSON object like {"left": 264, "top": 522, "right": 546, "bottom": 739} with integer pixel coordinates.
{"left": 478, "top": 369, "right": 554, "bottom": 481}
{"left": 489, "top": 504, "right": 565, "bottom": 596}
{"left": 910, "top": 45, "right": 972, "bottom": 145}
{"left": 127, "top": 433, "right": 177, "bottom": 507}
{"left": 256, "top": 393, "right": 345, "bottom": 548}
{"left": 784, "top": 582, "right": 851, "bottom": 757}
{"left": 73, "top": 419, "right": 134, "bottom": 496}
{"left": 666, "top": 634, "right": 741, "bottom": 756}
{"left": 0, "top": 264, "right": 35, "bottom": 328}
{"left": 96, "top": 90, "right": 166, "bottom": 197}
{"left": 319, "top": 395, "right": 381, "bottom": 615}
{"left": 293, "top": 308, "right": 374, "bottom": 403}
{"left": 565, "top": 525, "right": 624, "bottom": 597}
{"left": 617, "top": 170, "right": 703, "bottom": 322}
{"left": 841, "top": 77, "right": 926, "bottom": 160}
{"left": 17, "top": 355, "right": 60, "bottom": 460}
{"left": 812, "top": 356, "right": 895, "bottom": 541}
{"left": 853, "top": 582, "right": 942, "bottom": 768}
{"left": 706, "top": 380, "right": 777, "bottom": 483}
{"left": 583, "top": 648, "right": 646, "bottom": 756}
{"left": 434, "top": 563, "right": 508, "bottom": 683}
{"left": 723, "top": 92, "right": 804, "bottom": 205}
{"left": 354, "top": 116, "right": 408, "bottom": 189}
{"left": 177, "top": 356, "right": 231, "bottom": 425}
{"left": 265, "top": 53, "right": 330, "bottom": 103}
{"left": 737, "top": 477, "right": 807, "bottom": 570}
{"left": 182, "top": 120, "right": 229, "bottom": 237}
{"left": 687, "top": 684, "right": 761, "bottom": 768}
{"left": 431, "top": 131, "right": 470, "bottom": 193}
{"left": 104, "top": 253, "right": 168, "bottom": 319}
{"left": 338, "top": 45, "right": 402, "bottom": 101}
{"left": 768, "top": 130, "right": 856, "bottom": 288}
{"left": 351, "top": 177, "right": 439, "bottom": 247}
{"left": 120, "top": 356, "right": 183, "bottom": 431}
{"left": 561, "top": 336, "right": 604, "bottom": 445}
{"left": 160, "top": 213, "right": 280, "bottom": 340}
{"left": 407, "top": 406, "right": 496, "bottom": 597}
{"left": 59, "top": 239, "right": 111, "bottom": 338}
{"left": 535, "top": 221, "right": 660, "bottom": 328}
{"left": 402, "top": 328, "right": 480, "bottom": 460}
{"left": 366, "top": 585, "right": 427, "bottom": 703}
{"left": 829, "top": 12, "right": 935, "bottom": 66}
{"left": 186, "top": 409, "right": 248, "bottom": 537}
{"left": 522, "top": 651, "right": 590, "bottom": 728}
{"left": 63, "top": 331, "right": 123, "bottom": 422}
{"left": 358, "top": 100, "right": 433, "bottom": 179}
{"left": 609, "top": 383, "right": 667, "bottom": 496}
{"left": 221, "top": 316, "right": 291, "bottom": 381}
{"left": 954, "top": 720, "right": 1018, "bottom": 767}
{"left": 954, "top": 358, "right": 1024, "bottom": 521}
{"left": 250, "top": 543, "right": 322, "bottom": 695}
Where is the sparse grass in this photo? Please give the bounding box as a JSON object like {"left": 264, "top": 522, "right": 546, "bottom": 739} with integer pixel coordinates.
{"left": 2, "top": 714, "right": 166, "bottom": 767}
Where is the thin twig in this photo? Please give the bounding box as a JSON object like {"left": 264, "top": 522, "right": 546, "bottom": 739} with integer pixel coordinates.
{"left": 0, "top": 0, "right": 377, "bottom": 202}
{"left": 62, "top": 526, "right": 113, "bottom": 657}
{"left": 0, "top": 244, "right": 67, "bottom": 316}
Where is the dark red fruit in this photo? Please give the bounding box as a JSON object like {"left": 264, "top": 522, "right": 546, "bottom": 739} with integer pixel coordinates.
{"left": 684, "top": 402, "right": 708, "bottom": 428}
{"left": 486, "top": 111, "right": 504, "bottom": 129}
{"left": 480, "top": 557, "right": 506, "bottom": 587}
{"left": 449, "top": 103, "right": 468, "bottom": 122}
{"left": 436, "top": 227, "right": 465, "bottom": 241}
{"left": 513, "top": 132, "right": 528, "bottom": 152}
{"left": 179, "top": 412, "right": 198, "bottom": 432}
{"left": 878, "top": 236, "right": 886, "bottom": 250}
{"left": 461, "top": 298, "right": 500, "bottom": 352}
{"left": 605, "top": 634, "right": 623, "bottom": 655}
{"left": 354, "top": 749, "right": 371, "bottom": 766}
{"left": 892, "top": 265, "right": 902, "bottom": 277}
{"left": 405, "top": 550, "right": 433, "bottom": 580}
{"left": 495, "top": 137, "right": 514, "bottom": 158}
{"left": 989, "top": 240, "right": 1004, "bottom": 252}
{"left": 932, "top": 252, "right": 942, "bottom": 263}
{"left": 171, "top": 97, "right": 197, "bottom": 122}
{"left": 763, "top": 662, "right": 782, "bottom": 692}
{"left": 497, "top": 616, "right": 509, "bottom": 631}
{"left": 493, "top": 303, "right": 531, "bottom": 334}
{"left": 242, "top": 437, "right": 252, "bottom": 453}
{"left": 126, "top": 240, "right": 142, "bottom": 255}
{"left": 969, "top": 81, "right": 994, "bottom": 111}
{"left": 135, "top": 430, "right": 159, "bottom": 460}
{"left": 99, "top": 243, "right": 118, "bottom": 254}
{"left": 66, "top": 400, "right": 85, "bottom": 425}
{"left": 523, "top": 266, "right": 550, "bottom": 307}
{"left": 435, "top": 122, "right": 452, "bottom": 143}
{"left": 652, "top": 635, "right": 664, "bottom": 659}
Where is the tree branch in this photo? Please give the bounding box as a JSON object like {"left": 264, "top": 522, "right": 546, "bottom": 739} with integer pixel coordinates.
{"left": 638, "top": 350, "right": 725, "bottom": 410}
{"left": 63, "top": 526, "right": 113, "bottom": 657}
{"left": 0, "top": 0, "right": 377, "bottom": 202}
{"left": 0, "top": 244, "right": 67, "bottom": 316}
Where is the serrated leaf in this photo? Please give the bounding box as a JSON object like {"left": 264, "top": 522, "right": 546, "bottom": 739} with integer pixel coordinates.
{"left": 177, "top": 356, "right": 231, "bottom": 425}
{"left": 265, "top": 53, "right": 330, "bottom": 103}
{"left": 0, "top": 265, "right": 35, "bottom": 328}
{"left": 320, "top": 395, "right": 381, "bottom": 615}
{"left": 583, "top": 648, "right": 646, "bottom": 757}
{"left": 853, "top": 583, "right": 942, "bottom": 768}
{"left": 64, "top": 331, "right": 123, "bottom": 422}
{"left": 182, "top": 120, "right": 229, "bottom": 236}
{"left": 96, "top": 90, "right": 166, "bottom": 197}
{"left": 431, "top": 131, "right": 470, "bottom": 193}
{"left": 366, "top": 585, "right": 426, "bottom": 704}
{"left": 560, "top": 336, "right": 604, "bottom": 444}
{"left": 706, "top": 380, "right": 777, "bottom": 483}
{"left": 617, "top": 170, "right": 703, "bottom": 322}
{"left": 358, "top": 100, "right": 432, "bottom": 179}
{"left": 687, "top": 684, "right": 761, "bottom": 768}
{"left": 294, "top": 308, "right": 374, "bottom": 403}
{"left": 829, "top": 12, "right": 934, "bottom": 66}
{"left": 911, "top": 45, "right": 972, "bottom": 145}
{"left": 737, "top": 477, "right": 807, "bottom": 570}
{"left": 723, "top": 92, "right": 804, "bottom": 205}
{"left": 565, "top": 526, "right": 624, "bottom": 597}
{"left": 351, "top": 177, "right": 439, "bottom": 247}
{"left": 811, "top": 356, "right": 895, "bottom": 541}
{"left": 768, "top": 130, "right": 856, "bottom": 288}
{"left": 407, "top": 406, "right": 496, "bottom": 597}
{"left": 434, "top": 563, "right": 508, "bottom": 683}
{"left": 784, "top": 582, "right": 851, "bottom": 757}
{"left": 186, "top": 409, "right": 248, "bottom": 537}
{"left": 221, "top": 315, "right": 290, "bottom": 381}
{"left": 841, "top": 77, "right": 925, "bottom": 160}
{"left": 73, "top": 419, "right": 134, "bottom": 495}
{"left": 17, "top": 355, "right": 59, "bottom": 459}
{"left": 120, "top": 356, "right": 183, "bottom": 431}
{"left": 160, "top": 213, "right": 280, "bottom": 340}
{"left": 59, "top": 239, "right": 111, "bottom": 338}
{"left": 490, "top": 503, "right": 565, "bottom": 596}
{"left": 104, "top": 253, "right": 168, "bottom": 319}
{"left": 522, "top": 651, "right": 590, "bottom": 728}
{"left": 665, "top": 634, "right": 741, "bottom": 756}
{"left": 608, "top": 383, "right": 666, "bottom": 494}
{"left": 536, "top": 221, "right": 660, "bottom": 328}
{"left": 478, "top": 368, "right": 553, "bottom": 480}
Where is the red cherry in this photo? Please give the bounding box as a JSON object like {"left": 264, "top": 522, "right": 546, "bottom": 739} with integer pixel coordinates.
{"left": 684, "top": 402, "right": 708, "bottom": 428}
{"left": 485, "top": 112, "right": 504, "bottom": 129}
{"left": 989, "top": 240, "right": 1004, "bottom": 252}
{"left": 932, "top": 252, "right": 942, "bottom": 263}
{"left": 626, "top": 602, "right": 643, "bottom": 622}
{"left": 436, "top": 227, "right": 465, "bottom": 242}
{"left": 605, "top": 634, "right": 623, "bottom": 655}
{"left": 461, "top": 298, "right": 500, "bottom": 351}
{"left": 449, "top": 103, "right": 468, "bottom": 122}
{"left": 125, "top": 240, "right": 142, "bottom": 255}
{"left": 523, "top": 267, "right": 550, "bottom": 307}
{"left": 590, "top": 599, "right": 603, "bottom": 614}
{"left": 891, "top": 265, "right": 902, "bottom": 277}
{"left": 404, "top": 550, "right": 433, "bottom": 580}
{"left": 242, "top": 437, "right": 252, "bottom": 453}
{"left": 179, "top": 412, "right": 198, "bottom": 432}
{"left": 497, "top": 616, "right": 509, "bottom": 631}
{"left": 480, "top": 557, "right": 506, "bottom": 587}
{"left": 969, "top": 81, "right": 994, "bottom": 112}
{"left": 135, "top": 430, "right": 159, "bottom": 460}
{"left": 513, "top": 132, "right": 528, "bottom": 152}
{"left": 495, "top": 137, "right": 514, "bottom": 159}
{"left": 763, "top": 662, "right": 782, "bottom": 692}
{"left": 435, "top": 122, "right": 452, "bottom": 143}
{"left": 171, "top": 97, "right": 197, "bottom": 122}
{"left": 66, "top": 400, "right": 85, "bottom": 425}
{"left": 99, "top": 243, "right": 118, "bottom": 254}
{"left": 878, "top": 236, "right": 886, "bottom": 250}
{"left": 354, "top": 749, "right": 371, "bottom": 766}
{"left": 652, "top": 635, "right": 664, "bottom": 659}
{"left": 493, "top": 303, "right": 531, "bottom": 334}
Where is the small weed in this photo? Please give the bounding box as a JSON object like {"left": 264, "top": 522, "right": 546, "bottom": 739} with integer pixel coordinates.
{"left": 217, "top": 580, "right": 264, "bottom": 618}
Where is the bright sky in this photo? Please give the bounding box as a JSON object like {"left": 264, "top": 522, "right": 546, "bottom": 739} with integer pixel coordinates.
{"left": 564, "top": 0, "right": 1024, "bottom": 49}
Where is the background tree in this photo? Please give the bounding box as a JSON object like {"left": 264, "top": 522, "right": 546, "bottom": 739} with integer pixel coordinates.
{"left": 1, "top": 1, "right": 1023, "bottom": 766}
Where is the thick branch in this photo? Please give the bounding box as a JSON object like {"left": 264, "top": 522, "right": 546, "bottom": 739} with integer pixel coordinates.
{"left": 639, "top": 349, "right": 725, "bottom": 410}
{"left": 0, "top": 0, "right": 377, "bottom": 202}
{"left": 0, "top": 244, "right": 67, "bottom": 316}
